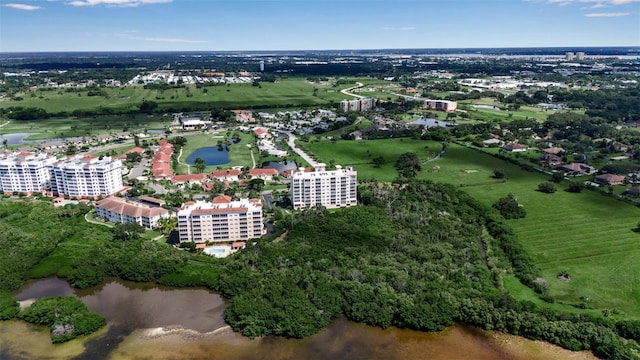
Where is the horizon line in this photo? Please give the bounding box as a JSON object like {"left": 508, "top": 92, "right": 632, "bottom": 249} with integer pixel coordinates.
{"left": 1, "top": 45, "right": 640, "bottom": 55}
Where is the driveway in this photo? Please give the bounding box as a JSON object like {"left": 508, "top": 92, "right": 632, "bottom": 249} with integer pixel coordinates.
{"left": 128, "top": 159, "right": 148, "bottom": 180}
{"left": 148, "top": 182, "right": 169, "bottom": 195}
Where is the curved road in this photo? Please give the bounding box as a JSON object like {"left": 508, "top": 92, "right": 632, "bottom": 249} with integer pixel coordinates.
{"left": 282, "top": 131, "right": 318, "bottom": 167}
{"left": 340, "top": 82, "right": 364, "bottom": 99}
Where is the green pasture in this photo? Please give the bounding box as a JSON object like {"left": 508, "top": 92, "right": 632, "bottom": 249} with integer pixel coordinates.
{"left": 0, "top": 114, "right": 171, "bottom": 140}
{"left": 0, "top": 78, "right": 355, "bottom": 113}
{"left": 305, "top": 138, "right": 640, "bottom": 317}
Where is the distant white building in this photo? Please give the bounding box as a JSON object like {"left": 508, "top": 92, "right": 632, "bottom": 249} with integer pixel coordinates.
{"left": 340, "top": 98, "right": 376, "bottom": 112}
{"left": 51, "top": 155, "right": 123, "bottom": 198}
{"left": 0, "top": 151, "right": 57, "bottom": 194}
{"left": 424, "top": 99, "right": 457, "bottom": 112}
{"left": 177, "top": 195, "right": 264, "bottom": 243}
{"left": 290, "top": 164, "right": 357, "bottom": 210}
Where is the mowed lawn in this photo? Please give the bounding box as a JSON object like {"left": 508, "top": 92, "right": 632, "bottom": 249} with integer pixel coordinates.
{"left": 0, "top": 114, "right": 171, "bottom": 140}
{"left": 305, "top": 138, "right": 640, "bottom": 317}
{"left": 0, "top": 78, "right": 349, "bottom": 113}
{"left": 175, "top": 131, "right": 255, "bottom": 174}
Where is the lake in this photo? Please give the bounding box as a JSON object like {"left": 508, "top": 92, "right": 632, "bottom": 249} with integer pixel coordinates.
{"left": 0, "top": 132, "right": 40, "bottom": 145}
{"left": 186, "top": 146, "right": 230, "bottom": 166}
{"left": 0, "top": 277, "right": 597, "bottom": 360}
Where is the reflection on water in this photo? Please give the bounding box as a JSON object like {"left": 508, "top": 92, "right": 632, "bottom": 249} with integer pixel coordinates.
{"left": 1, "top": 277, "right": 597, "bottom": 360}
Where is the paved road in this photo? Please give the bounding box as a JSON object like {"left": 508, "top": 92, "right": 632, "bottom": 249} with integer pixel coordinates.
{"left": 340, "top": 82, "right": 364, "bottom": 98}
{"left": 282, "top": 131, "right": 318, "bottom": 167}
{"left": 148, "top": 182, "right": 169, "bottom": 195}
{"left": 128, "top": 158, "right": 148, "bottom": 180}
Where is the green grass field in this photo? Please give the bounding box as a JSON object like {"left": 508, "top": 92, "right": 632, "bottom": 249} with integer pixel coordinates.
{"left": 305, "top": 138, "right": 640, "bottom": 318}
{"left": 0, "top": 114, "right": 171, "bottom": 140}
{"left": 0, "top": 78, "right": 355, "bottom": 114}
{"left": 176, "top": 131, "right": 255, "bottom": 174}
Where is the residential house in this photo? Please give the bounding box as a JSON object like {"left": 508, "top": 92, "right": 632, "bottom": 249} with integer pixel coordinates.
{"left": 210, "top": 169, "right": 242, "bottom": 182}
{"left": 543, "top": 147, "right": 565, "bottom": 155}
{"left": 560, "top": 163, "right": 597, "bottom": 175}
{"left": 502, "top": 143, "right": 529, "bottom": 152}
{"left": 539, "top": 153, "right": 563, "bottom": 166}
{"left": 594, "top": 174, "right": 626, "bottom": 186}
{"left": 172, "top": 174, "right": 208, "bottom": 186}
{"left": 624, "top": 186, "right": 640, "bottom": 197}
{"left": 248, "top": 168, "right": 279, "bottom": 181}
{"left": 253, "top": 127, "right": 271, "bottom": 140}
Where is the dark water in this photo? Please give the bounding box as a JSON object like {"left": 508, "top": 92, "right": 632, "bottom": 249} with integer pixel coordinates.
{"left": 1, "top": 277, "right": 596, "bottom": 360}
{"left": 186, "top": 146, "right": 230, "bottom": 166}
{"left": 265, "top": 161, "right": 298, "bottom": 173}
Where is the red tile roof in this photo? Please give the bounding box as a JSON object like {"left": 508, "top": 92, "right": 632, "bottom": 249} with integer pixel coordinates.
{"left": 210, "top": 169, "right": 242, "bottom": 177}
{"left": 248, "top": 168, "right": 278, "bottom": 176}
{"left": 172, "top": 174, "right": 207, "bottom": 183}
{"left": 212, "top": 195, "right": 232, "bottom": 203}
{"left": 127, "top": 147, "right": 145, "bottom": 154}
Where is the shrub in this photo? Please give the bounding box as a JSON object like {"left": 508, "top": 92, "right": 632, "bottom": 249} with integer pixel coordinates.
{"left": 537, "top": 182, "right": 557, "bottom": 193}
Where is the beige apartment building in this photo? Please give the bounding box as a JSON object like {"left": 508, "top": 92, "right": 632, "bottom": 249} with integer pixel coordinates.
{"left": 177, "top": 195, "right": 264, "bottom": 243}
{"left": 95, "top": 196, "right": 170, "bottom": 229}
{"left": 424, "top": 99, "right": 457, "bottom": 112}
{"left": 290, "top": 164, "right": 357, "bottom": 210}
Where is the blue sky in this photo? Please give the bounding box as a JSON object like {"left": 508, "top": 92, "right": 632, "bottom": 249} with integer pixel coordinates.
{"left": 0, "top": 0, "right": 638, "bottom": 52}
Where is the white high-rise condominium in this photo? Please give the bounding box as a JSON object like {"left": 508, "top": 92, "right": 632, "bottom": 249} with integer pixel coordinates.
{"left": 0, "top": 151, "right": 57, "bottom": 194}
{"left": 290, "top": 164, "right": 357, "bottom": 210}
{"left": 50, "top": 155, "right": 123, "bottom": 197}
{"left": 177, "top": 195, "right": 264, "bottom": 243}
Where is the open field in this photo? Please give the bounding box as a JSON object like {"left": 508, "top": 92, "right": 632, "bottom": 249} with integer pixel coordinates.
{"left": 0, "top": 114, "right": 171, "bottom": 141}
{"left": 305, "top": 138, "right": 640, "bottom": 317}
{"left": 0, "top": 78, "right": 357, "bottom": 113}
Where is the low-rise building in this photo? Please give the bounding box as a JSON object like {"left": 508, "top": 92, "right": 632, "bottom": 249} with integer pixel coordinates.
{"left": 594, "top": 174, "right": 626, "bottom": 186}
{"left": 561, "top": 163, "right": 597, "bottom": 176}
{"left": 248, "top": 168, "right": 279, "bottom": 181}
{"left": 424, "top": 99, "right": 457, "bottom": 112}
{"left": 95, "top": 196, "right": 170, "bottom": 229}
{"left": 210, "top": 169, "right": 242, "bottom": 182}
{"left": 502, "top": 143, "right": 529, "bottom": 152}
{"left": 177, "top": 195, "right": 264, "bottom": 243}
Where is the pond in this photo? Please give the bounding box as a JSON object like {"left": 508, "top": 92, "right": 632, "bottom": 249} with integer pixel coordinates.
{"left": 408, "top": 118, "right": 453, "bottom": 128}
{"left": 265, "top": 161, "right": 298, "bottom": 174}
{"left": 186, "top": 146, "right": 230, "bottom": 166}
{"left": 0, "top": 277, "right": 597, "bottom": 360}
{"left": 0, "top": 132, "right": 40, "bottom": 145}
{"left": 472, "top": 104, "right": 502, "bottom": 111}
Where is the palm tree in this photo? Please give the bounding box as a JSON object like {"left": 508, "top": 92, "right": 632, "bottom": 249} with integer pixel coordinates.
{"left": 194, "top": 157, "right": 206, "bottom": 173}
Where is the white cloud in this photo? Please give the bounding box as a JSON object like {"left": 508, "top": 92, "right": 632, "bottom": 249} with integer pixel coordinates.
{"left": 143, "top": 37, "right": 207, "bottom": 44}
{"left": 584, "top": 11, "right": 630, "bottom": 15}
{"left": 4, "top": 3, "right": 42, "bottom": 10}
{"left": 68, "top": 0, "right": 171, "bottom": 7}
{"left": 399, "top": 26, "right": 417, "bottom": 31}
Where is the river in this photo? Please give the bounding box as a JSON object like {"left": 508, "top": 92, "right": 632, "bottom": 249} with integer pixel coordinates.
{"left": 0, "top": 277, "right": 597, "bottom": 360}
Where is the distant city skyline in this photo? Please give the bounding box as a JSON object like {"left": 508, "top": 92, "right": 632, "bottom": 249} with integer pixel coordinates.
{"left": 0, "top": 0, "right": 639, "bottom": 52}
